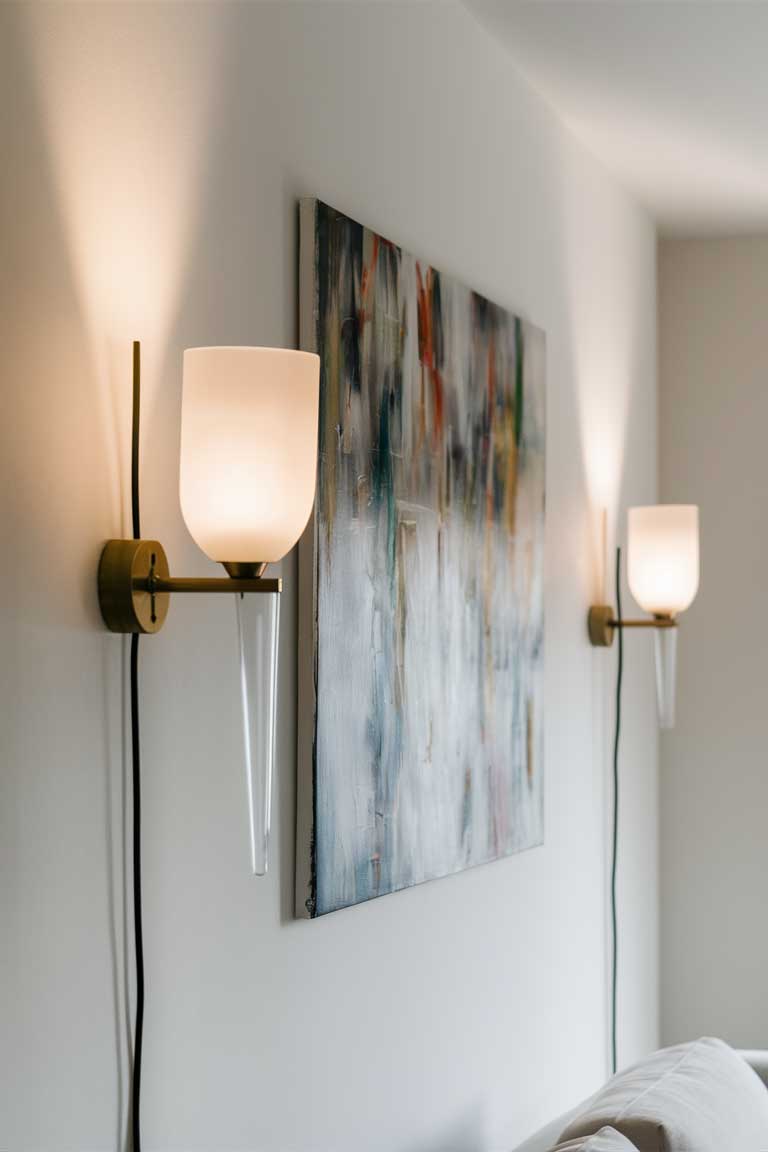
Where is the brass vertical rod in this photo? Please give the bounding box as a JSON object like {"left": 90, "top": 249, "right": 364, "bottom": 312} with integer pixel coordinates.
{"left": 131, "top": 341, "right": 141, "bottom": 540}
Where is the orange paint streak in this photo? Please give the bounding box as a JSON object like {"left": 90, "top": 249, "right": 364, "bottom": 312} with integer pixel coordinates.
{"left": 415, "top": 263, "right": 444, "bottom": 448}
{"left": 432, "top": 364, "right": 444, "bottom": 447}
{"left": 416, "top": 262, "right": 430, "bottom": 364}
{"left": 358, "top": 234, "right": 379, "bottom": 330}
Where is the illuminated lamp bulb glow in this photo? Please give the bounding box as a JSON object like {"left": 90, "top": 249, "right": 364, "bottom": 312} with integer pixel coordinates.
{"left": 628, "top": 505, "right": 699, "bottom": 617}
{"left": 180, "top": 347, "right": 320, "bottom": 564}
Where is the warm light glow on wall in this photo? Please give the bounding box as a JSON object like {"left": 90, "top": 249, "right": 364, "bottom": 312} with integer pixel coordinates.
{"left": 566, "top": 200, "right": 632, "bottom": 600}
{"left": 22, "top": 3, "right": 225, "bottom": 346}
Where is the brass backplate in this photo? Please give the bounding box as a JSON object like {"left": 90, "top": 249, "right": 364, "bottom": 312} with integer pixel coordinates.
{"left": 588, "top": 604, "right": 616, "bottom": 648}
{"left": 98, "top": 539, "right": 170, "bottom": 633}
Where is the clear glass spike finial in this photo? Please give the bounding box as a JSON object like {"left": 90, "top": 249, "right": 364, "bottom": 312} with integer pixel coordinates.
{"left": 235, "top": 591, "right": 280, "bottom": 875}
{"left": 654, "top": 626, "right": 677, "bottom": 730}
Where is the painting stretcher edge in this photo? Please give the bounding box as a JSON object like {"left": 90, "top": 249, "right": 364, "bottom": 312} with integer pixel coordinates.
{"left": 296, "top": 198, "right": 319, "bottom": 919}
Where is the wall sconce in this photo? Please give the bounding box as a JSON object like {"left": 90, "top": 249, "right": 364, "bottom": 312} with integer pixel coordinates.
{"left": 100, "top": 343, "right": 318, "bottom": 1152}
{"left": 98, "top": 343, "right": 320, "bottom": 874}
{"left": 588, "top": 504, "right": 699, "bottom": 728}
{"left": 590, "top": 504, "right": 699, "bottom": 1078}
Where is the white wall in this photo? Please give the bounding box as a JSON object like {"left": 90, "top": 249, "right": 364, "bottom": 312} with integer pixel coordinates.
{"left": 659, "top": 238, "right": 768, "bottom": 1049}
{"left": 0, "top": 3, "right": 658, "bottom": 1149}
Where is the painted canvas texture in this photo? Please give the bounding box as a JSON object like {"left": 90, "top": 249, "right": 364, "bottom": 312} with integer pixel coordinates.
{"left": 297, "top": 199, "right": 545, "bottom": 918}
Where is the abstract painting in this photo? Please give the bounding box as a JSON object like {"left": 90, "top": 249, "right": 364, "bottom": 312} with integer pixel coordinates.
{"left": 296, "top": 199, "right": 545, "bottom": 918}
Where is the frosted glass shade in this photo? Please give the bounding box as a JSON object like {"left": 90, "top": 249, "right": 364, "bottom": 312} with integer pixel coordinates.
{"left": 628, "top": 505, "right": 699, "bottom": 616}
{"left": 180, "top": 347, "right": 320, "bottom": 563}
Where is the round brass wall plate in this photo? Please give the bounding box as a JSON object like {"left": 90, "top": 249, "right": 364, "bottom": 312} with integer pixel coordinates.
{"left": 588, "top": 604, "right": 616, "bottom": 648}
{"left": 98, "top": 539, "right": 170, "bottom": 634}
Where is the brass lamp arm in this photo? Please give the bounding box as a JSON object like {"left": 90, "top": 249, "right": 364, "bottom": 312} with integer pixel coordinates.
{"left": 588, "top": 604, "right": 677, "bottom": 648}
{"left": 140, "top": 575, "right": 281, "bottom": 595}
{"left": 99, "top": 539, "right": 281, "bottom": 635}
{"left": 612, "top": 617, "right": 677, "bottom": 629}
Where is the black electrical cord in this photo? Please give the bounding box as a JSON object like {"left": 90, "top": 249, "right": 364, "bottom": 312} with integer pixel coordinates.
{"left": 130, "top": 341, "right": 145, "bottom": 1152}
{"left": 130, "top": 632, "right": 143, "bottom": 1152}
{"left": 610, "top": 546, "right": 623, "bottom": 1077}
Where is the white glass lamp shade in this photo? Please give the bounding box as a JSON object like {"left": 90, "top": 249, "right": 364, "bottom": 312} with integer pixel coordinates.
{"left": 180, "top": 347, "right": 320, "bottom": 564}
{"left": 627, "top": 505, "right": 700, "bottom": 616}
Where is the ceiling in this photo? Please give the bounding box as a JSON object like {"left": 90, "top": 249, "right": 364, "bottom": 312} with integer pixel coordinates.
{"left": 468, "top": 1, "right": 768, "bottom": 235}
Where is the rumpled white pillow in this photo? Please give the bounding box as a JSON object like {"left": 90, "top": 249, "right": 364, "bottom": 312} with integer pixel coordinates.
{"left": 553, "top": 1126, "right": 639, "bottom": 1151}
{"left": 558, "top": 1037, "right": 768, "bottom": 1152}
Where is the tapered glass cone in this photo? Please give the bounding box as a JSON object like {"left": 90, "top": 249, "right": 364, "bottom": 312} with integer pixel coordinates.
{"left": 236, "top": 591, "right": 280, "bottom": 875}
{"left": 654, "top": 626, "right": 677, "bottom": 730}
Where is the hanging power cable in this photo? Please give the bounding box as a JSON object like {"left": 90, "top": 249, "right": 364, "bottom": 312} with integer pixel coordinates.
{"left": 130, "top": 340, "right": 145, "bottom": 1152}
{"left": 610, "top": 546, "right": 623, "bottom": 1076}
